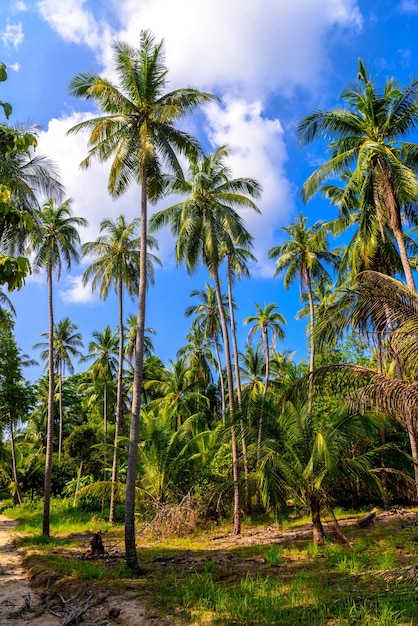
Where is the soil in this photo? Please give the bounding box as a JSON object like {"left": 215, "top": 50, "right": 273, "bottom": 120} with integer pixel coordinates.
{"left": 0, "top": 509, "right": 417, "bottom": 625}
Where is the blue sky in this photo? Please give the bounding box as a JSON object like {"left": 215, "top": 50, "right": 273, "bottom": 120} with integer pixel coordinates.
{"left": 1, "top": 0, "right": 418, "bottom": 381}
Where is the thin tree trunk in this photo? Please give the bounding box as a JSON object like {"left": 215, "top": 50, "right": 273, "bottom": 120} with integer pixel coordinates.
{"left": 226, "top": 258, "right": 249, "bottom": 512}
{"left": 110, "top": 278, "right": 124, "bottom": 523}
{"left": 58, "top": 361, "right": 63, "bottom": 461}
{"left": 257, "top": 332, "right": 269, "bottom": 466}
{"left": 307, "top": 273, "right": 315, "bottom": 415}
{"left": 9, "top": 419, "right": 22, "bottom": 505}
{"left": 213, "top": 266, "right": 241, "bottom": 535}
{"left": 310, "top": 497, "right": 325, "bottom": 545}
{"left": 213, "top": 339, "right": 226, "bottom": 423}
{"left": 43, "top": 268, "right": 54, "bottom": 537}
{"left": 125, "top": 172, "right": 147, "bottom": 572}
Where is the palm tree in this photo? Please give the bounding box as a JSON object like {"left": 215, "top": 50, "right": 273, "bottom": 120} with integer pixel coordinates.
{"left": 28, "top": 198, "right": 87, "bottom": 537}
{"left": 184, "top": 283, "right": 228, "bottom": 420}
{"left": 33, "top": 317, "right": 84, "bottom": 460}
{"left": 244, "top": 303, "right": 286, "bottom": 462}
{"left": 314, "top": 270, "right": 418, "bottom": 489}
{"left": 298, "top": 58, "right": 418, "bottom": 291}
{"left": 80, "top": 326, "right": 119, "bottom": 460}
{"left": 69, "top": 31, "right": 215, "bottom": 570}
{"left": 150, "top": 145, "right": 261, "bottom": 534}
{"left": 82, "top": 214, "right": 160, "bottom": 522}
{"left": 261, "top": 397, "right": 394, "bottom": 544}
{"left": 269, "top": 213, "right": 338, "bottom": 411}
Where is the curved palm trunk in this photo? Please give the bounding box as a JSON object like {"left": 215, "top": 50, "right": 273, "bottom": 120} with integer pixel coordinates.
{"left": 110, "top": 278, "right": 125, "bottom": 523}
{"left": 125, "top": 171, "right": 147, "bottom": 571}
{"left": 43, "top": 267, "right": 54, "bottom": 537}
{"left": 213, "top": 266, "right": 241, "bottom": 535}
{"left": 226, "top": 259, "right": 249, "bottom": 512}
{"left": 378, "top": 165, "right": 416, "bottom": 292}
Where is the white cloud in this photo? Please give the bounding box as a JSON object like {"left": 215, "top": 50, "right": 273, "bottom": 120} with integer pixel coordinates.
{"left": 400, "top": 0, "right": 418, "bottom": 15}
{"left": 36, "top": 0, "right": 112, "bottom": 52}
{"left": 60, "top": 275, "right": 98, "bottom": 304}
{"left": 205, "top": 98, "right": 294, "bottom": 276}
{"left": 12, "top": 1, "right": 29, "bottom": 12}
{"left": 8, "top": 63, "right": 20, "bottom": 72}
{"left": 37, "top": 113, "right": 141, "bottom": 246}
{"left": 1, "top": 22, "right": 24, "bottom": 49}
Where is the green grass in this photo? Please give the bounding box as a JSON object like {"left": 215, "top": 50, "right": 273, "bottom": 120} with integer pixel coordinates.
{"left": 6, "top": 500, "right": 418, "bottom": 625}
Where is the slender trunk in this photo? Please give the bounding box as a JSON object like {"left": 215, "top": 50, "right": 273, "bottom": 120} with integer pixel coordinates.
{"left": 73, "top": 461, "right": 83, "bottom": 507}
{"left": 310, "top": 497, "right": 325, "bottom": 545}
{"left": 102, "top": 382, "right": 107, "bottom": 516}
{"left": 378, "top": 166, "right": 416, "bottom": 292}
{"left": 125, "top": 172, "right": 147, "bottom": 572}
{"left": 43, "top": 267, "right": 54, "bottom": 537}
{"left": 226, "top": 259, "right": 249, "bottom": 512}
{"left": 9, "top": 419, "right": 22, "bottom": 505}
{"left": 58, "top": 361, "right": 63, "bottom": 461}
{"left": 307, "top": 273, "right": 315, "bottom": 414}
{"left": 257, "top": 332, "right": 269, "bottom": 466}
{"left": 110, "top": 278, "right": 124, "bottom": 523}
{"left": 213, "top": 266, "right": 241, "bottom": 535}
{"left": 213, "top": 339, "right": 226, "bottom": 423}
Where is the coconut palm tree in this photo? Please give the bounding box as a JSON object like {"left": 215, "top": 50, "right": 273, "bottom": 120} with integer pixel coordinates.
{"left": 69, "top": 31, "right": 215, "bottom": 570}
{"left": 33, "top": 318, "right": 84, "bottom": 460}
{"left": 298, "top": 58, "right": 418, "bottom": 291}
{"left": 260, "top": 396, "right": 395, "bottom": 544}
{"left": 184, "top": 283, "right": 228, "bottom": 421}
{"left": 27, "top": 198, "right": 87, "bottom": 537}
{"left": 82, "top": 214, "right": 160, "bottom": 522}
{"left": 244, "top": 303, "right": 286, "bottom": 462}
{"left": 150, "top": 145, "right": 261, "bottom": 534}
{"left": 269, "top": 213, "right": 339, "bottom": 411}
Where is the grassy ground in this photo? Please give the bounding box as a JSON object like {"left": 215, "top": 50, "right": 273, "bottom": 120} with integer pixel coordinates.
{"left": 4, "top": 499, "right": 418, "bottom": 625}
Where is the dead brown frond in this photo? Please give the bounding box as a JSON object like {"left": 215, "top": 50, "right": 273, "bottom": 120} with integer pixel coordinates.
{"left": 139, "top": 494, "right": 199, "bottom": 538}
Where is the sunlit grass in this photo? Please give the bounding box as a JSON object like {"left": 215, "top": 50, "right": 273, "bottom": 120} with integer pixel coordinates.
{"left": 5, "top": 500, "right": 418, "bottom": 625}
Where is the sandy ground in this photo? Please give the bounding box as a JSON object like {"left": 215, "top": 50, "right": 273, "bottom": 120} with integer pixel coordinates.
{"left": 0, "top": 514, "right": 169, "bottom": 625}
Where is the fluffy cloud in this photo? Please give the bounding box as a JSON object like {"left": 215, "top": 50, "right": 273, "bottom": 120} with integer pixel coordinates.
{"left": 205, "top": 98, "right": 293, "bottom": 276}
{"left": 60, "top": 275, "right": 99, "bottom": 304}
{"left": 36, "top": 0, "right": 112, "bottom": 51}
{"left": 1, "top": 22, "right": 24, "bottom": 49}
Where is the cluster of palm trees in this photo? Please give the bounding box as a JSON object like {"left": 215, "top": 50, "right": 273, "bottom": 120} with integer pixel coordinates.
{"left": 2, "top": 32, "right": 418, "bottom": 567}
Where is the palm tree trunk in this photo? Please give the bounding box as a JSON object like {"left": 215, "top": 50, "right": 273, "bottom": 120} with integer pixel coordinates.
{"left": 9, "top": 419, "right": 22, "bottom": 505}
{"left": 58, "top": 361, "right": 63, "bottom": 461}
{"left": 110, "top": 278, "right": 124, "bottom": 523}
{"left": 213, "top": 339, "right": 226, "bottom": 423}
{"left": 257, "top": 333, "right": 269, "bottom": 466}
{"left": 43, "top": 267, "right": 54, "bottom": 537}
{"left": 307, "top": 273, "right": 315, "bottom": 414}
{"left": 226, "top": 258, "right": 249, "bottom": 512}
{"left": 125, "top": 171, "right": 147, "bottom": 572}
{"left": 213, "top": 266, "right": 241, "bottom": 535}
{"left": 310, "top": 497, "right": 325, "bottom": 545}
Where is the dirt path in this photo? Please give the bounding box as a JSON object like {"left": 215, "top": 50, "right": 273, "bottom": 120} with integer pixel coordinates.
{"left": 0, "top": 515, "right": 61, "bottom": 625}
{"left": 0, "top": 514, "right": 168, "bottom": 625}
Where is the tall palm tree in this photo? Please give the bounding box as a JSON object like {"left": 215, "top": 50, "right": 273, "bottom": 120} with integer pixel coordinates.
{"left": 184, "top": 283, "right": 228, "bottom": 421}
{"left": 298, "top": 58, "right": 418, "bottom": 291}
{"left": 69, "top": 31, "right": 215, "bottom": 570}
{"left": 244, "top": 303, "right": 286, "bottom": 461}
{"left": 80, "top": 326, "right": 119, "bottom": 456}
{"left": 269, "top": 213, "right": 338, "bottom": 411}
{"left": 82, "top": 214, "right": 160, "bottom": 522}
{"left": 33, "top": 317, "right": 84, "bottom": 460}
{"left": 28, "top": 198, "right": 87, "bottom": 537}
{"left": 150, "top": 145, "right": 261, "bottom": 534}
